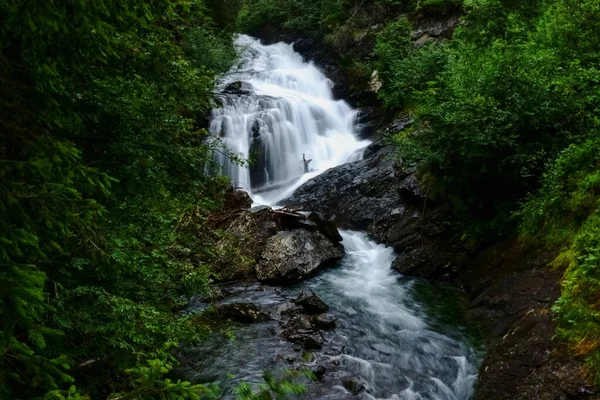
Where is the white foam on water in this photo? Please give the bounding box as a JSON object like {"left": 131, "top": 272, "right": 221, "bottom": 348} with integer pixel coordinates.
{"left": 319, "top": 231, "right": 479, "bottom": 400}
{"left": 210, "top": 34, "right": 369, "bottom": 205}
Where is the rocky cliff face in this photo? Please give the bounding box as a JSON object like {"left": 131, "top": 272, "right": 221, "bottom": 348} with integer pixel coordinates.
{"left": 285, "top": 130, "right": 467, "bottom": 281}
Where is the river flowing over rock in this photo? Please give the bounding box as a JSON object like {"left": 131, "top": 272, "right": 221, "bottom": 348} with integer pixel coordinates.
{"left": 284, "top": 133, "right": 467, "bottom": 281}
{"left": 208, "top": 34, "right": 370, "bottom": 205}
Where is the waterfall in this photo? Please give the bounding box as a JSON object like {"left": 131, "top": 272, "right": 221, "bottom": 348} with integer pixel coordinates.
{"left": 182, "top": 231, "right": 481, "bottom": 399}
{"left": 209, "top": 35, "right": 370, "bottom": 205}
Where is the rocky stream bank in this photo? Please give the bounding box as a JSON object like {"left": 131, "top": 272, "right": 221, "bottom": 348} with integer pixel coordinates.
{"left": 283, "top": 134, "right": 595, "bottom": 399}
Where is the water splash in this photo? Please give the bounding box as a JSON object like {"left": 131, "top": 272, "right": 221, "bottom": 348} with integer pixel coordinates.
{"left": 209, "top": 35, "right": 369, "bottom": 205}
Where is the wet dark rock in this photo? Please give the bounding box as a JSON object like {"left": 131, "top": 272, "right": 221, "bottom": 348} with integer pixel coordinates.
{"left": 283, "top": 354, "right": 296, "bottom": 364}
{"left": 356, "top": 106, "right": 386, "bottom": 139}
{"left": 285, "top": 217, "right": 319, "bottom": 231}
{"left": 303, "top": 335, "right": 324, "bottom": 350}
{"left": 295, "top": 291, "right": 330, "bottom": 315}
{"left": 256, "top": 230, "right": 344, "bottom": 282}
{"left": 294, "top": 317, "right": 312, "bottom": 330}
{"left": 313, "top": 365, "right": 327, "bottom": 381}
{"left": 210, "top": 200, "right": 345, "bottom": 282}
{"left": 343, "top": 377, "right": 366, "bottom": 396}
{"left": 285, "top": 135, "right": 466, "bottom": 281}
{"left": 284, "top": 333, "right": 324, "bottom": 350}
{"left": 307, "top": 212, "right": 343, "bottom": 243}
{"left": 215, "top": 302, "right": 270, "bottom": 323}
{"left": 310, "top": 315, "right": 336, "bottom": 331}
{"left": 222, "top": 187, "right": 253, "bottom": 212}
{"left": 276, "top": 291, "right": 337, "bottom": 352}
{"left": 222, "top": 81, "right": 252, "bottom": 95}
{"left": 252, "top": 120, "right": 261, "bottom": 138}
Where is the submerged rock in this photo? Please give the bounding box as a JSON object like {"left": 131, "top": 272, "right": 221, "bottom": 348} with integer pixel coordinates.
{"left": 215, "top": 302, "right": 270, "bottom": 323}
{"left": 284, "top": 332, "right": 324, "bottom": 350}
{"left": 311, "top": 314, "right": 336, "bottom": 331}
{"left": 256, "top": 230, "right": 344, "bottom": 282}
{"left": 313, "top": 365, "right": 327, "bottom": 381}
{"left": 343, "top": 377, "right": 366, "bottom": 396}
{"left": 221, "top": 81, "right": 252, "bottom": 95}
{"left": 295, "top": 291, "right": 330, "bottom": 314}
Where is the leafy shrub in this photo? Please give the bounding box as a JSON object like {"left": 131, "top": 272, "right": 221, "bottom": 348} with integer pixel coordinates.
{"left": 375, "top": 18, "right": 448, "bottom": 109}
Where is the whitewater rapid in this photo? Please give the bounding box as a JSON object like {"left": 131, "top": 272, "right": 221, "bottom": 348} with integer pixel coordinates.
{"left": 209, "top": 35, "right": 369, "bottom": 205}
{"left": 312, "top": 231, "right": 479, "bottom": 399}
{"left": 183, "top": 232, "right": 480, "bottom": 399}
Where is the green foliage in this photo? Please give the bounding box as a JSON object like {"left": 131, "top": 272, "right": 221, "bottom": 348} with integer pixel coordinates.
{"left": 235, "top": 371, "right": 310, "bottom": 400}
{"left": 379, "top": 0, "right": 600, "bottom": 382}
{"left": 0, "top": 0, "right": 248, "bottom": 398}
{"left": 519, "top": 134, "right": 600, "bottom": 382}
{"left": 391, "top": 0, "right": 599, "bottom": 220}
{"left": 375, "top": 18, "right": 448, "bottom": 109}
{"left": 237, "top": 0, "right": 345, "bottom": 39}
{"left": 416, "top": 0, "right": 463, "bottom": 13}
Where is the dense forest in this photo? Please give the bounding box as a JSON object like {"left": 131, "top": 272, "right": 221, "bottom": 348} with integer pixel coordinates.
{"left": 0, "top": 0, "right": 248, "bottom": 398}
{"left": 3, "top": 0, "right": 600, "bottom": 398}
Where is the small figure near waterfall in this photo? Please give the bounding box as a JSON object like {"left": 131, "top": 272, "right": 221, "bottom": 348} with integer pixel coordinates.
{"left": 303, "top": 153, "right": 313, "bottom": 173}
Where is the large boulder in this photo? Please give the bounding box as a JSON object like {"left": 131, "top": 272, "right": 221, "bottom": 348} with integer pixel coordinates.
{"left": 225, "top": 206, "right": 279, "bottom": 260}
{"left": 222, "top": 187, "right": 253, "bottom": 211}
{"left": 295, "top": 291, "right": 330, "bottom": 314}
{"left": 256, "top": 230, "right": 344, "bottom": 282}
{"left": 209, "top": 196, "right": 345, "bottom": 283}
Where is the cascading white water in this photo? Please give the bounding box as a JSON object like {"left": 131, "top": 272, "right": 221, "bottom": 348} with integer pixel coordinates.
{"left": 313, "top": 231, "right": 479, "bottom": 400}
{"left": 183, "top": 231, "right": 481, "bottom": 399}
{"left": 209, "top": 35, "right": 369, "bottom": 205}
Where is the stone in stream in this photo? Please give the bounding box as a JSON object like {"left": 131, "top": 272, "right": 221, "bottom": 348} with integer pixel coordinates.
{"left": 215, "top": 302, "right": 270, "bottom": 323}
{"left": 256, "top": 230, "right": 343, "bottom": 282}
{"left": 284, "top": 333, "right": 324, "bottom": 350}
{"left": 294, "top": 291, "right": 330, "bottom": 314}
{"left": 313, "top": 365, "right": 327, "bottom": 381}
{"left": 342, "top": 377, "right": 367, "bottom": 396}
{"left": 221, "top": 81, "right": 251, "bottom": 95}
{"left": 311, "top": 314, "right": 336, "bottom": 331}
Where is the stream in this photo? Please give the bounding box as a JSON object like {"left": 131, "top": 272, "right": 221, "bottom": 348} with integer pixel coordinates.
{"left": 184, "top": 35, "right": 483, "bottom": 399}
